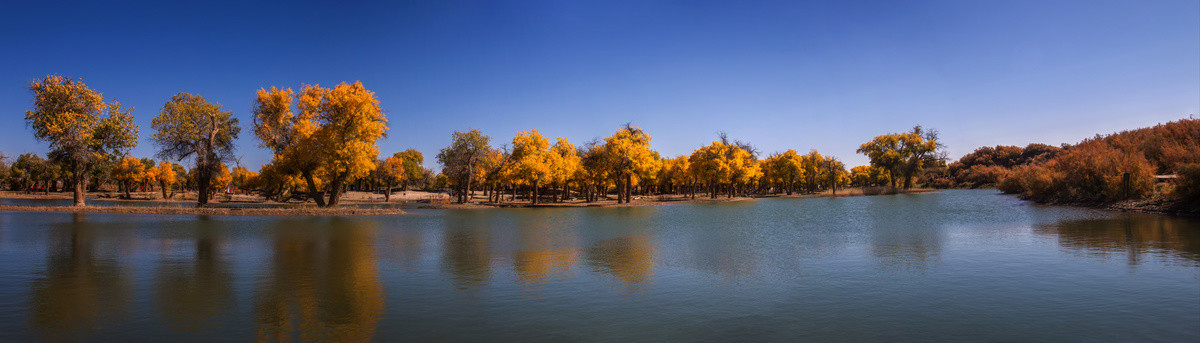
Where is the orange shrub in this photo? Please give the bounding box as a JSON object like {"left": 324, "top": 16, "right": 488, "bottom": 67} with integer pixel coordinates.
{"left": 1174, "top": 163, "right": 1200, "bottom": 201}
{"left": 1051, "top": 144, "right": 1154, "bottom": 202}
{"left": 960, "top": 165, "right": 1009, "bottom": 185}
{"left": 999, "top": 164, "right": 1060, "bottom": 201}
{"left": 1001, "top": 144, "right": 1154, "bottom": 203}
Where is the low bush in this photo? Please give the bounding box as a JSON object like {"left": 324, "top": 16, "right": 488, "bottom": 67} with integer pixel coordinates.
{"left": 1174, "top": 163, "right": 1200, "bottom": 201}
{"left": 998, "top": 144, "right": 1153, "bottom": 203}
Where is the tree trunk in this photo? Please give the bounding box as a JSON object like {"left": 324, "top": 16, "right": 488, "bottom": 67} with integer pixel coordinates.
{"left": 160, "top": 181, "right": 170, "bottom": 199}
{"left": 198, "top": 173, "right": 211, "bottom": 207}
{"left": 72, "top": 162, "right": 86, "bottom": 207}
{"left": 302, "top": 170, "right": 327, "bottom": 207}
{"left": 624, "top": 174, "right": 632, "bottom": 203}
{"left": 327, "top": 178, "right": 344, "bottom": 207}
{"left": 385, "top": 181, "right": 392, "bottom": 202}
{"left": 532, "top": 181, "right": 539, "bottom": 205}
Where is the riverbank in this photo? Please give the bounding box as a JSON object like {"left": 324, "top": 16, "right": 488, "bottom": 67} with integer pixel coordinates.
{"left": 0, "top": 204, "right": 407, "bottom": 216}
{"left": 974, "top": 188, "right": 1200, "bottom": 218}
{"left": 0, "top": 188, "right": 940, "bottom": 214}
{"left": 422, "top": 187, "right": 939, "bottom": 209}
{"left": 1105, "top": 198, "right": 1200, "bottom": 217}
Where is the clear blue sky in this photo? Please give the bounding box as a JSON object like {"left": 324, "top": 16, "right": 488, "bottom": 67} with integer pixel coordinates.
{"left": 2, "top": 0, "right": 1197, "bottom": 170}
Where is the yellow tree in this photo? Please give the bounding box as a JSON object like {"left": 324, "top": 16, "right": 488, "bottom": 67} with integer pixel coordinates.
{"left": 479, "top": 147, "right": 513, "bottom": 203}
{"left": 857, "top": 126, "right": 941, "bottom": 189}
{"left": 211, "top": 163, "right": 232, "bottom": 195}
{"left": 799, "top": 150, "right": 825, "bottom": 193}
{"left": 512, "top": 130, "right": 553, "bottom": 204}
{"left": 314, "top": 82, "right": 388, "bottom": 206}
{"left": 112, "top": 155, "right": 146, "bottom": 199}
{"left": 635, "top": 151, "right": 664, "bottom": 197}
{"left": 25, "top": 75, "right": 139, "bottom": 206}
{"left": 380, "top": 155, "right": 405, "bottom": 202}
{"left": 822, "top": 156, "right": 849, "bottom": 195}
{"left": 152, "top": 93, "right": 240, "bottom": 206}
{"left": 148, "top": 161, "right": 178, "bottom": 199}
{"left": 252, "top": 86, "right": 321, "bottom": 203}
{"left": 252, "top": 82, "right": 388, "bottom": 207}
{"left": 578, "top": 140, "right": 611, "bottom": 202}
{"left": 766, "top": 149, "right": 804, "bottom": 195}
{"left": 728, "top": 147, "right": 760, "bottom": 197}
{"left": 850, "top": 165, "right": 890, "bottom": 187}
{"left": 603, "top": 124, "right": 655, "bottom": 204}
{"left": 663, "top": 155, "right": 693, "bottom": 197}
{"left": 551, "top": 138, "right": 580, "bottom": 202}
{"left": 231, "top": 166, "right": 258, "bottom": 194}
{"left": 689, "top": 142, "right": 733, "bottom": 198}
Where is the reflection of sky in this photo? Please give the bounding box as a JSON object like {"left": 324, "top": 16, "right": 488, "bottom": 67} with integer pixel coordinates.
{"left": 0, "top": 190, "right": 1197, "bottom": 341}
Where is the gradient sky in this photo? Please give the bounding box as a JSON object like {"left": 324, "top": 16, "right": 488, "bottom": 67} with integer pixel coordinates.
{"left": 1, "top": 0, "right": 1197, "bottom": 170}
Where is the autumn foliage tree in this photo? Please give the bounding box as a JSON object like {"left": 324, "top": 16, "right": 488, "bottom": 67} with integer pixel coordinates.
{"left": 762, "top": 149, "right": 804, "bottom": 195}
{"left": 511, "top": 129, "right": 554, "bottom": 204}
{"left": 152, "top": 92, "right": 240, "bottom": 206}
{"left": 380, "top": 155, "right": 405, "bottom": 202}
{"left": 112, "top": 155, "right": 146, "bottom": 199}
{"left": 231, "top": 166, "right": 258, "bottom": 193}
{"left": 550, "top": 138, "right": 581, "bottom": 202}
{"left": 10, "top": 153, "right": 49, "bottom": 193}
{"left": 603, "top": 124, "right": 656, "bottom": 204}
{"left": 147, "top": 161, "right": 177, "bottom": 199}
{"left": 392, "top": 149, "right": 424, "bottom": 191}
{"left": 437, "top": 129, "right": 491, "bottom": 203}
{"left": 857, "top": 126, "right": 942, "bottom": 189}
{"left": 252, "top": 81, "right": 388, "bottom": 207}
{"left": 25, "top": 75, "right": 139, "bottom": 206}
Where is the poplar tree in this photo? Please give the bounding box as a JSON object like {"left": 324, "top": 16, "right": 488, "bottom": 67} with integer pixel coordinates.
{"left": 25, "top": 75, "right": 139, "bottom": 206}
{"left": 152, "top": 92, "right": 240, "bottom": 206}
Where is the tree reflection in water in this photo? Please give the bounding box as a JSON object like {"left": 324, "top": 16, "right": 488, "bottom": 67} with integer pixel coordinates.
{"left": 586, "top": 235, "right": 656, "bottom": 292}
{"left": 867, "top": 196, "right": 945, "bottom": 271}
{"left": 27, "top": 213, "right": 131, "bottom": 341}
{"left": 154, "top": 218, "right": 234, "bottom": 333}
{"left": 441, "top": 213, "right": 496, "bottom": 292}
{"left": 1035, "top": 214, "right": 1200, "bottom": 266}
{"left": 513, "top": 214, "right": 577, "bottom": 292}
{"left": 254, "top": 218, "right": 384, "bottom": 342}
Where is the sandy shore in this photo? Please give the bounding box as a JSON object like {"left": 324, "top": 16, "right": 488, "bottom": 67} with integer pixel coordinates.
{"left": 421, "top": 188, "right": 939, "bottom": 209}
{"left": 0, "top": 204, "right": 406, "bottom": 217}
{"left": 0, "top": 188, "right": 940, "bottom": 215}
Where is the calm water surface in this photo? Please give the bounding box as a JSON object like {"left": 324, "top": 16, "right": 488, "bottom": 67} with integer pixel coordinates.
{"left": 0, "top": 189, "right": 1197, "bottom": 342}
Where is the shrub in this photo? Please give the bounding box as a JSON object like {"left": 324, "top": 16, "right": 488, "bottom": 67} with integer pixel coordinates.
{"left": 1174, "top": 163, "right": 1200, "bottom": 201}
{"left": 998, "top": 145, "right": 1153, "bottom": 203}
{"left": 1051, "top": 144, "right": 1154, "bottom": 202}
{"left": 960, "top": 165, "right": 1009, "bottom": 185}
{"left": 926, "top": 177, "right": 954, "bottom": 189}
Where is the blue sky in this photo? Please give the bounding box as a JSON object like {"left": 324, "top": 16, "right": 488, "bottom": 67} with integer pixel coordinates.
{"left": 1, "top": 0, "right": 1197, "bottom": 170}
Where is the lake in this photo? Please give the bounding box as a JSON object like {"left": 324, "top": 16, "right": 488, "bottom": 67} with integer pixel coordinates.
{"left": 0, "top": 189, "right": 1197, "bottom": 342}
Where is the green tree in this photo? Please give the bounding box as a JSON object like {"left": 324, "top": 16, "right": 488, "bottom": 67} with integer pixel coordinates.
{"left": 392, "top": 149, "right": 424, "bottom": 191}
{"left": 10, "top": 153, "right": 47, "bottom": 193}
{"left": 25, "top": 75, "right": 139, "bottom": 206}
{"left": 151, "top": 93, "right": 240, "bottom": 206}
{"left": 437, "top": 129, "right": 491, "bottom": 203}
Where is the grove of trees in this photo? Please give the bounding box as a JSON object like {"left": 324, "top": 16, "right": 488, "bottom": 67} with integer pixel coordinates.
{"left": 10, "top": 74, "right": 1197, "bottom": 209}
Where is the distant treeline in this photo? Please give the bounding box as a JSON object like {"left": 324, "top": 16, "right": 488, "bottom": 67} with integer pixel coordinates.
{"left": 4, "top": 74, "right": 1196, "bottom": 208}
{"left": 947, "top": 118, "right": 1200, "bottom": 204}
